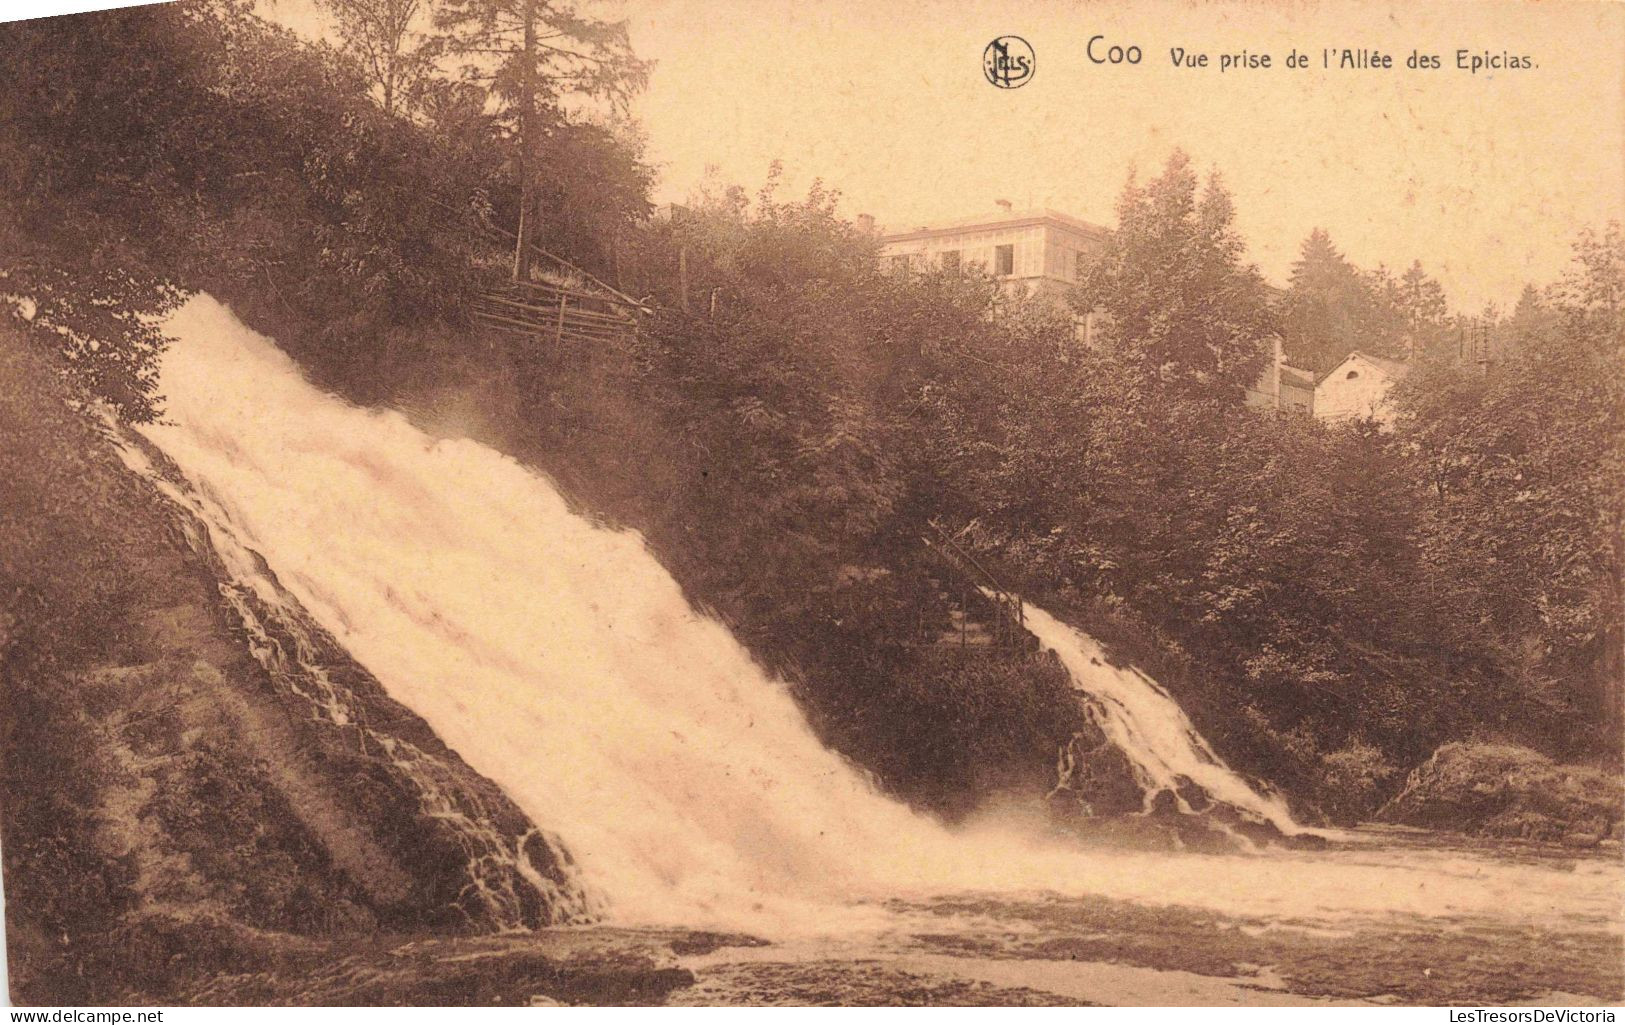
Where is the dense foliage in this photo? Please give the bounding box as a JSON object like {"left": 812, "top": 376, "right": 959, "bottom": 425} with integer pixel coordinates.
{"left": 1392, "top": 225, "right": 1625, "bottom": 751}
{"left": 0, "top": 0, "right": 650, "bottom": 415}
{"left": 1075, "top": 152, "right": 1273, "bottom": 400}
{"left": 1, "top": 1, "right": 1618, "bottom": 825}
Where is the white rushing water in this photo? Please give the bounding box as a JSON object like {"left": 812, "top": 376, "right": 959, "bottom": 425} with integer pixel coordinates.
{"left": 1020, "top": 604, "right": 1302, "bottom": 833}
{"left": 109, "top": 435, "right": 597, "bottom": 928}
{"left": 134, "top": 294, "right": 1622, "bottom": 935}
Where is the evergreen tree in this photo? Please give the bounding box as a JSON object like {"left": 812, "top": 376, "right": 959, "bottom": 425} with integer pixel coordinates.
{"left": 1389, "top": 259, "right": 1450, "bottom": 358}
{"left": 1280, "top": 228, "right": 1403, "bottom": 372}
{"left": 1506, "top": 283, "right": 1553, "bottom": 355}
{"left": 434, "top": 0, "right": 649, "bottom": 279}
{"left": 1074, "top": 151, "right": 1273, "bottom": 402}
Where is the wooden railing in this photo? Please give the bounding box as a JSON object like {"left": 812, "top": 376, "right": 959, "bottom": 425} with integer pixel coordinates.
{"left": 469, "top": 212, "right": 650, "bottom": 347}
{"left": 471, "top": 280, "right": 641, "bottom": 347}
{"left": 921, "top": 520, "right": 1031, "bottom": 648}
{"left": 476, "top": 212, "right": 651, "bottom": 311}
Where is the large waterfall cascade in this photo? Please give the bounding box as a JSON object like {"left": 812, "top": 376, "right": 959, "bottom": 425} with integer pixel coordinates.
{"left": 130, "top": 294, "right": 1620, "bottom": 933}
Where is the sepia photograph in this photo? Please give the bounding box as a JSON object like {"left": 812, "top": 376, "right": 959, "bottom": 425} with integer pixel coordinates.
{"left": 0, "top": 0, "right": 1621, "bottom": 1010}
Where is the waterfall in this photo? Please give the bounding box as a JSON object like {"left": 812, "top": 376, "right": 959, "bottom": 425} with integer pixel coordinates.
{"left": 1019, "top": 604, "right": 1302, "bottom": 834}
{"left": 130, "top": 294, "right": 1614, "bottom": 934}
{"left": 136, "top": 295, "right": 958, "bottom": 930}
{"left": 110, "top": 435, "right": 596, "bottom": 929}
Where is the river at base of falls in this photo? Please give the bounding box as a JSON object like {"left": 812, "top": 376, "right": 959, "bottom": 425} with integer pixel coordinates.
{"left": 176, "top": 828, "right": 1622, "bottom": 1005}
{"left": 709, "top": 825, "right": 1619, "bottom": 1006}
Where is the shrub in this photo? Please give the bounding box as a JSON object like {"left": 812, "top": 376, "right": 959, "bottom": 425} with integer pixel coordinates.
{"left": 1315, "top": 741, "right": 1399, "bottom": 824}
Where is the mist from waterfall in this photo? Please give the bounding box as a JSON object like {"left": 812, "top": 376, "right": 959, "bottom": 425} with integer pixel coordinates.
{"left": 133, "top": 294, "right": 1622, "bottom": 935}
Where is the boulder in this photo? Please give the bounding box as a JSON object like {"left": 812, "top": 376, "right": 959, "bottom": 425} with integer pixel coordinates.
{"left": 1377, "top": 742, "right": 1622, "bottom": 841}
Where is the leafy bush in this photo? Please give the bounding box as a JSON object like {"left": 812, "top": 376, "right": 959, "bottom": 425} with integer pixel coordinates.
{"left": 1315, "top": 742, "right": 1400, "bottom": 825}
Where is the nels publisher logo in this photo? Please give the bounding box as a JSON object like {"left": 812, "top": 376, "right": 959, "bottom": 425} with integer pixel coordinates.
{"left": 983, "top": 36, "right": 1035, "bottom": 88}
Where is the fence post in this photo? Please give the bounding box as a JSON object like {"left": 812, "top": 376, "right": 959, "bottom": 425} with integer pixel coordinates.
{"left": 678, "top": 247, "right": 691, "bottom": 313}
{"left": 555, "top": 293, "right": 568, "bottom": 348}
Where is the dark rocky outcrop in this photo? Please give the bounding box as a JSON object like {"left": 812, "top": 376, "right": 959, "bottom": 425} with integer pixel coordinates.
{"left": 0, "top": 330, "right": 592, "bottom": 1004}
{"left": 1376, "top": 742, "right": 1623, "bottom": 845}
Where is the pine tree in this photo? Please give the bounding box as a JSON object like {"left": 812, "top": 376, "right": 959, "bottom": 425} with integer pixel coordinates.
{"left": 1074, "top": 150, "right": 1273, "bottom": 402}
{"left": 1280, "top": 228, "right": 1400, "bottom": 372}
{"left": 434, "top": 0, "right": 648, "bottom": 279}
{"left": 1396, "top": 260, "right": 1450, "bottom": 357}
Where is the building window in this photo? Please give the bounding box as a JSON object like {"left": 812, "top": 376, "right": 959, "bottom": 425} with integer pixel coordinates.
{"left": 995, "top": 244, "right": 1014, "bottom": 276}
{"left": 888, "top": 255, "right": 911, "bottom": 275}
{"left": 940, "top": 250, "right": 961, "bottom": 273}
{"left": 1076, "top": 251, "right": 1090, "bottom": 281}
{"left": 1346, "top": 370, "right": 1359, "bottom": 379}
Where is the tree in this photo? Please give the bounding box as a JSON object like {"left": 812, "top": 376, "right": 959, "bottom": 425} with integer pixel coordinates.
{"left": 1280, "top": 228, "right": 1404, "bottom": 372}
{"left": 1392, "top": 223, "right": 1625, "bottom": 753}
{"left": 0, "top": 2, "right": 227, "bottom": 420}
{"left": 1074, "top": 151, "right": 1274, "bottom": 402}
{"left": 316, "top": 0, "right": 436, "bottom": 116}
{"left": 435, "top": 0, "right": 649, "bottom": 279}
{"left": 1369, "top": 259, "right": 1450, "bottom": 359}
{"left": 0, "top": 0, "right": 528, "bottom": 413}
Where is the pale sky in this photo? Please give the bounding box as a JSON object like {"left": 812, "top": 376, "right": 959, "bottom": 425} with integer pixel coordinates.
{"left": 260, "top": 0, "right": 1625, "bottom": 310}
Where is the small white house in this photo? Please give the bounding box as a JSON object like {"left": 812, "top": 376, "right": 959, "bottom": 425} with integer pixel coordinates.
{"left": 1314, "top": 350, "right": 1410, "bottom": 426}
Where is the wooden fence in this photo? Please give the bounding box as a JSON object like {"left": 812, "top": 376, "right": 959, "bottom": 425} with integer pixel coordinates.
{"left": 471, "top": 279, "right": 644, "bottom": 347}
{"left": 470, "top": 213, "right": 650, "bottom": 347}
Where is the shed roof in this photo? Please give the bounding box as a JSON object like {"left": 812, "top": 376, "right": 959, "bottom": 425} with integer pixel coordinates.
{"left": 1320, "top": 349, "right": 1411, "bottom": 384}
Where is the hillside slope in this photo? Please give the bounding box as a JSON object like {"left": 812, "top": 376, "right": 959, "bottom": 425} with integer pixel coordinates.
{"left": 0, "top": 330, "right": 592, "bottom": 1004}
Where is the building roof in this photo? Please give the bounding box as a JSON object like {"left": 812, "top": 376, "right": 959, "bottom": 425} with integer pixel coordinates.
{"left": 1279, "top": 365, "right": 1316, "bottom": 390}
{"left": 880, "top": 207, "right": 1111, "bottom": 245}
{"left": 1319, "top": 349, "right": 1410, "bottom": 384}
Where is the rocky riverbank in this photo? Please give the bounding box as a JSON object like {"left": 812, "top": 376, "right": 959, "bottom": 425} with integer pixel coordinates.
{"left": 1377, "top": 742, "right": 1623, "bottom": 847}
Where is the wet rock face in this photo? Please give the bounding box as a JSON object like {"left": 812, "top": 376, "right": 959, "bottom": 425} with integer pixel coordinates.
{"left": 137, "top": 460, "right": 596, "bottom": 933}
{"left": 0, "top": 332, "right": 592, "bottom": 1003}
{"left": 1046, "top": 721, "right": 1147, "bottom": 818}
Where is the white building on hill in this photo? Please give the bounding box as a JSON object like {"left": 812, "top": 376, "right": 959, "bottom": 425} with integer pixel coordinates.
{"left": 875, "top": 202, "right": 1314, "bottom": 414}
{"left": 1314, "top": 350, "right": 1410, "bottom": 426}
{"left": 876, "top": 202, "right": 1110, "bottom": 305}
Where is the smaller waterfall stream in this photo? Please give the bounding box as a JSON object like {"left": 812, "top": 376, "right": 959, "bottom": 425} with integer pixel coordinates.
{"left": 1020, "top": 603, "right": 1303, "bottom": 835}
